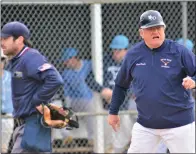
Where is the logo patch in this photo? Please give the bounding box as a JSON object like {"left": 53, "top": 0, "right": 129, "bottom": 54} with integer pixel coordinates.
{"left": 136, "top": 63, "right": 146, "bottom": 66}
{"left": 108, "top": 66, "right": 120, "bottom": 86}
{"left": 38, "top": 63, "right": 52, "bottom": 72}
{"left": 160, "top": 58, "right": 172, "bottom": 68}
{"left": 148, "top": 15, "right": 156, "bottom": 20}
{"left": 14, "top": 71, "right": 23, "bottom": 78}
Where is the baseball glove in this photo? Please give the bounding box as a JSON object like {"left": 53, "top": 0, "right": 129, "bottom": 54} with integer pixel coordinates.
{"left": 37, "top": 103, "right": 79, "bottom": 129}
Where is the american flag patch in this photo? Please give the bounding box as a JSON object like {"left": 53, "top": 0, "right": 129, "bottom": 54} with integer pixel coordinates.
{"left": 38, "top": 63, "right": 52, "bottom": 72}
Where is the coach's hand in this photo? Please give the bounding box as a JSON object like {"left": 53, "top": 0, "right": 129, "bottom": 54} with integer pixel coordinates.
{"left": 107, "top": 114, "right": 120, "bottom": 132}
{"left": 182, "top": 76, "right": 196, "bottom": 89}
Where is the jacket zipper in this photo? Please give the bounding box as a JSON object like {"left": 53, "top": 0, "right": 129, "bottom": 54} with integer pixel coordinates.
{"left": 152, "top": 49, "right": 155, "bottom": 65}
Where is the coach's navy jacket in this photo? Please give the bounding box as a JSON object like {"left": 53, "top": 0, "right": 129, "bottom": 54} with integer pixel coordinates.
{"left": 109, "top": 39, "right": 196, "bottom": 129}
{"left": 7, "top": 46, "right": 64, "bottom": 118}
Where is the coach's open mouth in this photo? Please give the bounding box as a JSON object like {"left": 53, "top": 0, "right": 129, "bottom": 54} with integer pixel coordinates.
{"left": 152, "top": 36, "right": 159, "bottom": 39}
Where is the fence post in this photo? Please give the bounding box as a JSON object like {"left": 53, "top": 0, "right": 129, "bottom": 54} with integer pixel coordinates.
{"left": 90, "top": 3, "right": 105, "bottom": 153}
{"left": 181, "top": 1, "right": 187, "bottom": 44}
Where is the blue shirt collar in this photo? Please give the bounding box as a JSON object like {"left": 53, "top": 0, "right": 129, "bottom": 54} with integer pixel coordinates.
{"left": 11, "top": 46, "right": 29, "bottom": 61}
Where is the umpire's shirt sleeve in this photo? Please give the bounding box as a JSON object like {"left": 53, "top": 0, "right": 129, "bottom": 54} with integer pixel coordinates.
{"left": 25, "top": 53, "right": 64, "bottom": 107}
{"left": 109, "top": 51, "right": 133, "bottom": 115}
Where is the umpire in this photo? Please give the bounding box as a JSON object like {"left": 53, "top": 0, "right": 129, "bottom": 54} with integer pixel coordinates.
{"left": 1, "top": 21, "right": 64, "bottom": 153}
{"left": 108, "top": 10, "right": 195, "bottom": 153}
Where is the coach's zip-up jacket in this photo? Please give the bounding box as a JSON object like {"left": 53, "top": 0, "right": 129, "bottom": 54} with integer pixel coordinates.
{"left": 7, "top": 46, "right": 64, "bottom": 118}
{"left": 109, "top": 39, "right": 196, "bottom": 129}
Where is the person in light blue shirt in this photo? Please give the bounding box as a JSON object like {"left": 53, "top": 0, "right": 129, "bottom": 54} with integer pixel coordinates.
{"left": 62, "top": 48, "right": 105, "bottom": 100}
{"left": 61, "top": 48, "right": 110, "bottom": 144}
{"left": 1, "top": 49, "right": 14, "bottom": 153}
{"left": 2, "top": 66, "right": 13, "bottom": 114}
{"left": 102, "top": 35, "right": 135, "bottom": 153}
{"left": 176, "top": 38, "right": 194, "bottom": 52}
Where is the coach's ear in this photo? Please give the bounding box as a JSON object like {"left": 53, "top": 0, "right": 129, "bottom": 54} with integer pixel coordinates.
{"left": 139, "top": 29, "right": 144, "bottom": 39}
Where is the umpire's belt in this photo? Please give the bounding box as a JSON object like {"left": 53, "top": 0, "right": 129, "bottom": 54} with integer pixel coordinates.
{"left": 15, "top": 118, "right": 25, "bottom": 126}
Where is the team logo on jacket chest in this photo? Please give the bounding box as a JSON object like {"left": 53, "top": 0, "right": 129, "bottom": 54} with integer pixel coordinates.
{"left": 160, "top": 58, "right": 172, "bottom": 68}
{"left": 136, "top": 63, "right": 146, "bottom": 66}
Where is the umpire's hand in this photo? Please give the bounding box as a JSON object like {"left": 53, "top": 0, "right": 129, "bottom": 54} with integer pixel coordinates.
{"left": 107, "top": 114, "right": 120, "bottom": 132}
{"left": 182, "top": 76, "right": 196, "bottom": 89}
{"left": 36, "top": 104, "right": 67, "bottom": 128}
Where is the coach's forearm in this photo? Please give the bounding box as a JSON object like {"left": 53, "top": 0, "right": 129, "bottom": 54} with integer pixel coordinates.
{"left": 109, "top": 84, "right": 127, "bottom": 115}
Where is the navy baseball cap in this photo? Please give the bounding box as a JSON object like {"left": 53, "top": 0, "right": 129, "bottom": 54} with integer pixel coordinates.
{"left": 1, "top": 21, "right": 30, "bottom": 39}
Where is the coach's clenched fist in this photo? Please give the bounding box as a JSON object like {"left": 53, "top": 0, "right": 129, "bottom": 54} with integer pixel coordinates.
{"left": 182, "top": 76, "right": 196, "bottom": 89}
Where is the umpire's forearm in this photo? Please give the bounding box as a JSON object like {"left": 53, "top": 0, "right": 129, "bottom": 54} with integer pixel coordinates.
{"left": 32, "top": 75, "right": 63, "bottom": 107}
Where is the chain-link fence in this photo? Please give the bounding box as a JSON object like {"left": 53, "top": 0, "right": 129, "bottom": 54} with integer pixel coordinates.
{"left": 1, "top": 0, "right": 195, "bottom": 153}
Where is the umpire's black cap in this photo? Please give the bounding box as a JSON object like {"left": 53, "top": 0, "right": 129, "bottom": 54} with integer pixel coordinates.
{"left": 1, "top": 21, "right": 30, "bottom": 39}
{"left": 139, "top": 10, "right": 166, "bottom": 29}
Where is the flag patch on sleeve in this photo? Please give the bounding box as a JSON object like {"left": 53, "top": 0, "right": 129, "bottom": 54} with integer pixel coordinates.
{"left": 38, "top": 63, "right": 52, "bottom": 72}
